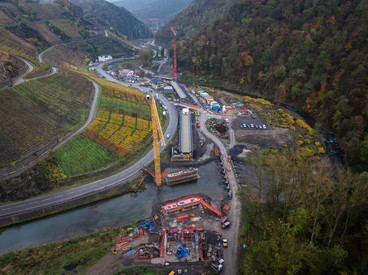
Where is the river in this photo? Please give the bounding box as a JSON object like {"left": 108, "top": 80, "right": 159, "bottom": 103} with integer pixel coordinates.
{"left": 0, "top": 161, "right": 227, "bottom": 254}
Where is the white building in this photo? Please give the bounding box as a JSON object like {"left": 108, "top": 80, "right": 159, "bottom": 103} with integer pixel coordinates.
{"left": 98, "top": 55, "right": 112, "bottom": 62}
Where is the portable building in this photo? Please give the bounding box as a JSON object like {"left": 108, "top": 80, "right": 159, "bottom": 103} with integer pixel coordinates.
{"left": 212, "top": 105, "right": 221, "bottom": 112}
{"left": 206, "top": 97, "right": 214, "bottom": 104}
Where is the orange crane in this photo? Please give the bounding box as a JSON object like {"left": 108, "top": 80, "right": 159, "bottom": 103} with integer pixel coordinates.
{"left": 170, "top": 26, "right": 177, "bottom": 81}
{"left": 148, "top": 93, "right": 166, "bottom": 185}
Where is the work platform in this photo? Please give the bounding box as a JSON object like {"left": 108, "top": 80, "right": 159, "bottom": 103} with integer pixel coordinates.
{"left": 179, "top": 108, "right": 193, "bottom": 154}
{"left": 170, "top": 81, "right": 187, "bottom": 99}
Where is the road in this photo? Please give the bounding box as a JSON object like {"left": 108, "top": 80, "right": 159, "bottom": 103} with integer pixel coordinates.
{"left": 0, "top": 63, "right": 98, "bottom": 181}
{"left": 54, "top": 80, "right": 100, "bottom": 150}
{"left": 138, "top": 64, "right": 155, "bottom": 76}
{"left": 157, "top": 57, "right": 168, "bottom": 73}
{"left": 0, "top": 62, "right": 178, "bottom": 221}
{"left": 10, "top": 58, "right": 33, "bottom": 85}
{"left": 186, "top": 91, "right": 241, "bottom": 275}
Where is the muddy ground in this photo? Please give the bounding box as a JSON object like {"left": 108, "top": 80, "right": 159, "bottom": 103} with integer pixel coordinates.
{"left": 86, "top": 200, "right": 228, "bottom": 275}
{"left": 232, "top": 117, "right": 293, "bottom": 149}
{"left": 235, "top": 128, "right": 293, "bottom": 149}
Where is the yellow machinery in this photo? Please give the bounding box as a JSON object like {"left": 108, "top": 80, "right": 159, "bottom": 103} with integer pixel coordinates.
{"left": 149, "top": 93, "right": 166, "bottom": 185}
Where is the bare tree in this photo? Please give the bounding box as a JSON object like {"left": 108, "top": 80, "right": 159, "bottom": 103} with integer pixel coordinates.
{"left": 324, "top": 166, "right": 367, "bottom": 246}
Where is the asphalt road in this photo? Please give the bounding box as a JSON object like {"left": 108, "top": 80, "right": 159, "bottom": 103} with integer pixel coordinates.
{"left": 187, "top": 91, "right": 241, "bottom": 275}
{"left": 10, "top": 58, "right": 34, "bottom": 85}
{"left": 54, "top": 80, "right": 100, "bottom": 150}
{"left": 0, "top": 68, "right": 98, "bottom": 182}
{"left": 0, "top": 62, "right": 178, "bottom": 220}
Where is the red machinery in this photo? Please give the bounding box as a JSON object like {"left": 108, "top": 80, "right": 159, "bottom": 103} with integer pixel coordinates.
{"left": 170, "top": 26, "right": 177, "bottom": 81}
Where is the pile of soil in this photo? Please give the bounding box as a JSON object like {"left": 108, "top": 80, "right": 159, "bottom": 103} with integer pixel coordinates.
{"left": 228, "top": 145, "right": 247, "bottom": 157}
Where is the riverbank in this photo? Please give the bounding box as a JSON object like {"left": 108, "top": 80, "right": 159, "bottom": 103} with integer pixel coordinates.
{"left": 0, "top": 160, "right": 226, "bottom": 254}
{"left": 0, "top": 224, "right": 132, "bottom": 274}
{"left": 0, "top": 175, "right": 145, "bottom": 228}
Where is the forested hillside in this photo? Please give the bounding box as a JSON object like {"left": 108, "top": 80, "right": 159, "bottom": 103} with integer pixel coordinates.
{"left": 156, "top": 0, "right": 236, "bottom": 40}
{"left": 158, "top": 0, "right": 368, "bottom": 171}
{"left": 69, "top": 0, "right": 152, "bottom": 40}
{"left": 108, "top": 0, "right": 155, "bottom": 11}
{"left": 130, "top": 0, "right": 193, "bottom": 29}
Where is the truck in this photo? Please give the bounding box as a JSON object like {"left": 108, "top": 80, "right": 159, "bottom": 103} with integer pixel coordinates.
{"left": 218, "top": 259, "right": 224, "bottom": 272}
{"left": 222, "top": 221, "right": 231, "bottom": 229}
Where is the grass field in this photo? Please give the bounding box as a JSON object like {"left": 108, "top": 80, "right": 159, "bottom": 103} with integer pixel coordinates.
{"left": 43, "top": 37, "right": 136, "bottom": 71}
{"left": 55, "top": 135, "right": 119, "bottom": 176}
{"left": 0, "top": 3, "right": 21, "bottom": 23}
{"left": 49, "top": 19, "right": 81, "bottom": 38}
{"left": 0, "top": 70, "right": 93, "bottom": 165}
{"left": 43, "top": 43, "right": 88, "bottom": 71}
{"left": 0, "top": 225, "right": 131, "bottom": 274}
{"left": 56, "top": 78, "right": 152, "bottom": 176}
{"left": 29, "top": 21, "right": 61, "bottom": 44}
{"left": 29, "top": 3, "right": 63, "bottom": 20}
{"left": 0, "top": 27, "right": 36, "bottom": 60}
{"left": 0, "top": 27, "right": 50, "bottom": 76}
{"left": 106, "top": 30, "right": 140, "bottom": 50}
{"left": 0, "top": 9, "right": 14, "bottom": 25}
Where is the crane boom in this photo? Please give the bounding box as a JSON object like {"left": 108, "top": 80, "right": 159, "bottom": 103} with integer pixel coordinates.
{"left": 150, "top": 93, "right": 165, "bottom": 185}
{"left": 170, "top": 26, "right": 177, "bottom": 82}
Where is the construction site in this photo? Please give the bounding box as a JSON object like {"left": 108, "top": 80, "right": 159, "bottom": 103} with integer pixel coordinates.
{"left": 109, "top": 28, "right": 240, "bottom": 274}
{"left": 108, "top": 194, "right": 231, "bottom": 274}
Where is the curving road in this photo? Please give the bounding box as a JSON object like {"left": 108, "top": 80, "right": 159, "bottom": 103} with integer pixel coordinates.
{"left": 10, "top": 58, "right": 34, "bottom": 85}
{"left": 197, "top": 108, "right": 241, "bottom": 275}
{"left": 0, "top": 61, "right": 178, "bottom": 221}
{"left": 185, "top": 90, "right": 241, "bottom": 275}
{"left": 0, "top": 61, "right": 99, "bottom": 181}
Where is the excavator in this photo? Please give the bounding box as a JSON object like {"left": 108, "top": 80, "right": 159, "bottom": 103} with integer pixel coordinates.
{"left": 167, "top": 231, "right": 188, "bottom": 259}
{"left": 173, "top": 234, "right": 189, "bottom": 259}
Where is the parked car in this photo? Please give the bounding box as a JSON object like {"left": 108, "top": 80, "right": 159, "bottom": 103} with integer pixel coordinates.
{"left": 243, "top": 124, "right": 247, "bottom": 128}
{"left": 255, "top": 125, "right": 258, "bottom": 129}
{"left": 263, "top": 124, "right": 266, "bottom": 129}
{"left": 240, "top": 124, "right": 243, "bottom": 128}
{"left": 251, "top": 124, "right": 254, "bottom": 128}
{"left": 223, "top": 239, "right": 228, "bottom": 247}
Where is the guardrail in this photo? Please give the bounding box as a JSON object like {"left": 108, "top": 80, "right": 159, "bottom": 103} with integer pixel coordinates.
{"left": 0, "top": 170, "right": 142, "bottom": 220}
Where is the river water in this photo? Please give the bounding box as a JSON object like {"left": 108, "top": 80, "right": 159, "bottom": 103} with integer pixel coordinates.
{"left": 0, "top": 161, "right": 226, "bottom": 254}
